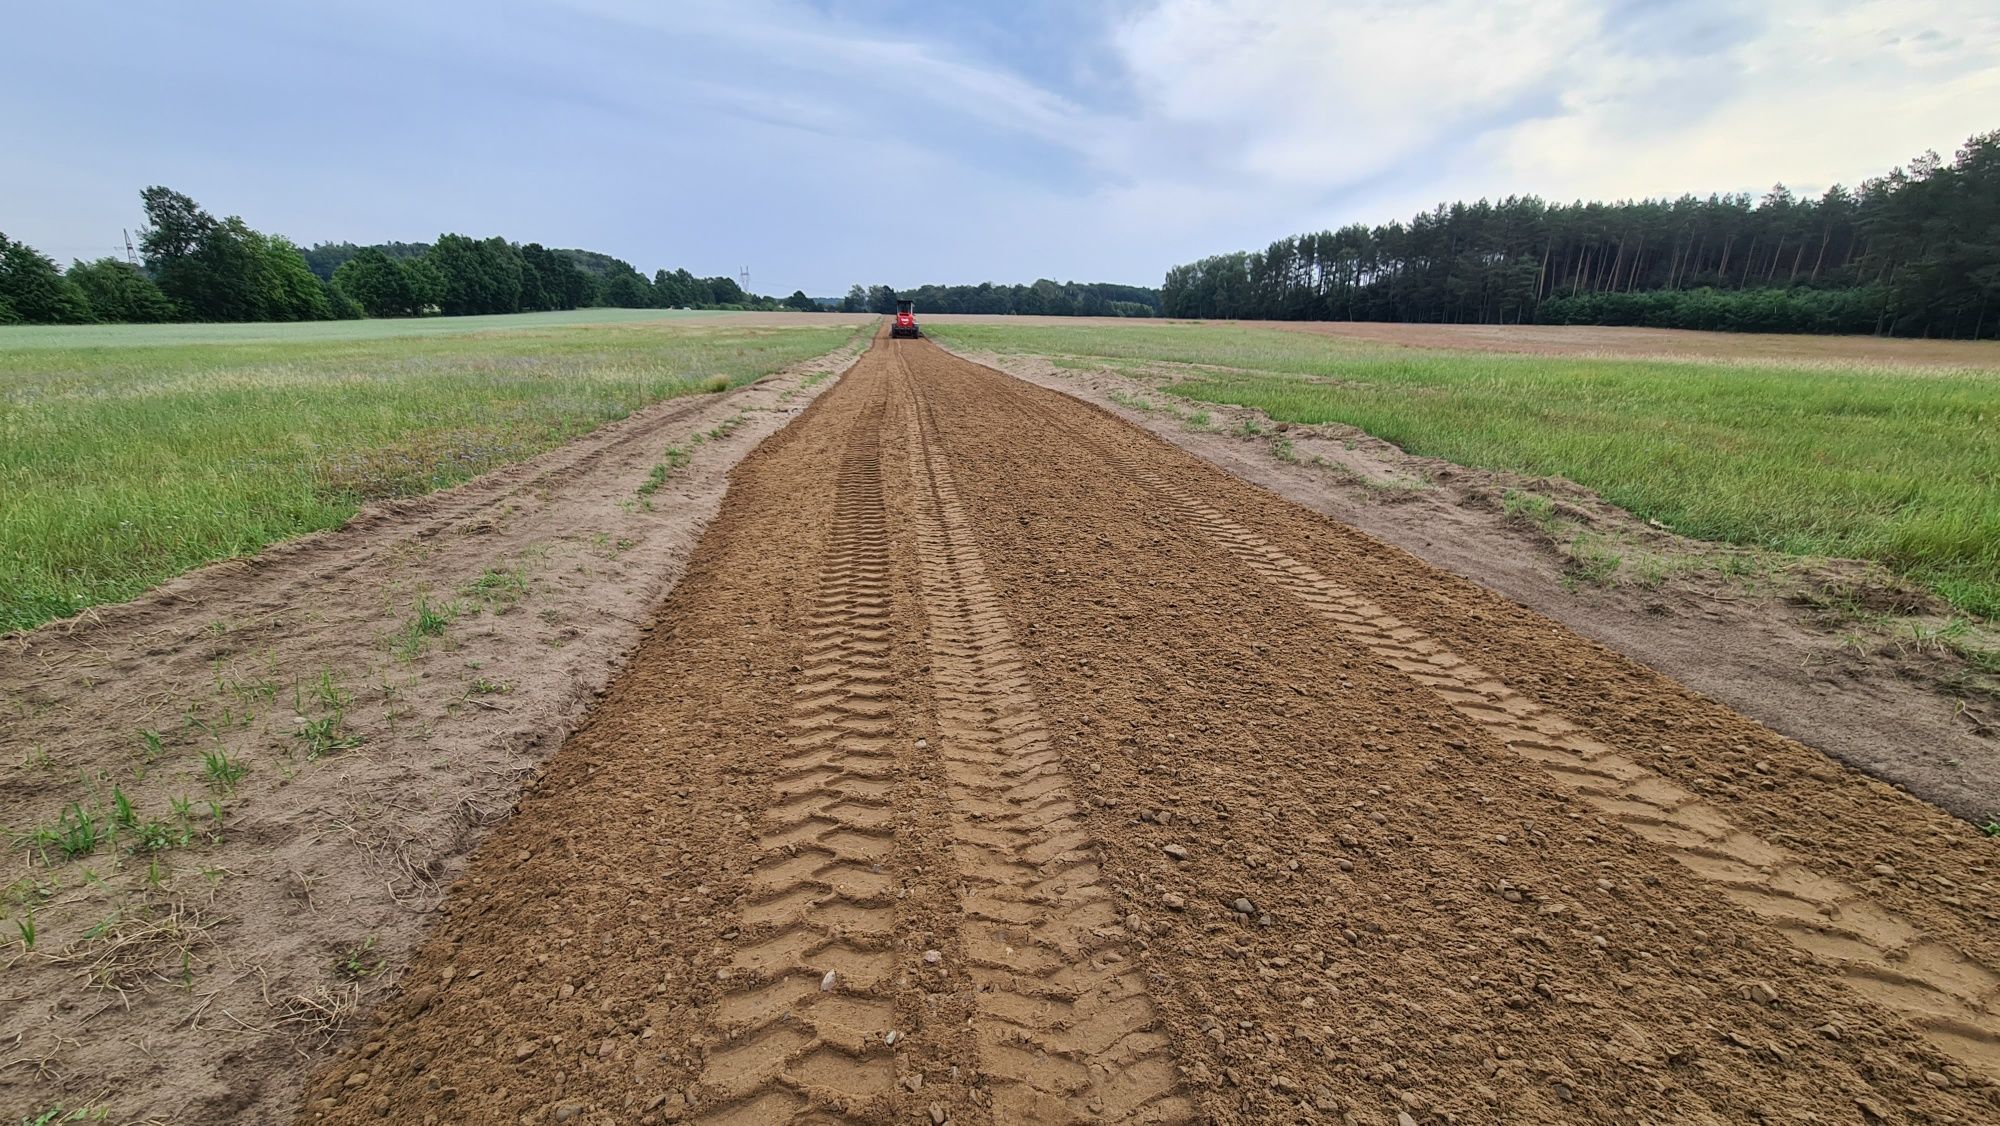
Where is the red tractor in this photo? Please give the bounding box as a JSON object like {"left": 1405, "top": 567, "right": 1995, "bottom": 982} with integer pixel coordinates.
{"left": 891, "top": 298, "right": 921, "bottom": 338}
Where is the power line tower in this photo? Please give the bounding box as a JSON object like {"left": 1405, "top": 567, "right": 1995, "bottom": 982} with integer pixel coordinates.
{"left": 122, "top": 229, "right": 138, "bottom": 266}
{"left": 738, "top": 266, "right": 750, "bottom": 293}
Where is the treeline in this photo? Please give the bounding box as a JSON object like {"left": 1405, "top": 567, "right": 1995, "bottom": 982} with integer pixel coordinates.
{"left": 834, "top": 280, "right": 1161, "bottom": 317}
{"left": 0, "top": 186, "right": 816, "bottom": 326}
{"left": 1163, "top": 129, "right": 2000, "bottom": 338}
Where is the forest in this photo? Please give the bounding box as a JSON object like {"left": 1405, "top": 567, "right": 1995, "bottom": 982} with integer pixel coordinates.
{"left": 1162, "top": 130, "right": 2000, "bottom": 338}
{"left": 0, "top": 187, "right": 812, "bottom": 325}
{"left": 834, "top": 280, "right": 1162, "bottom": 317}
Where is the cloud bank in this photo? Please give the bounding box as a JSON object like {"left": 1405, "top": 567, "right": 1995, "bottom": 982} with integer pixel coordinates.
{"left": 2, "top": 0, "right": 1993, "bottom": 292}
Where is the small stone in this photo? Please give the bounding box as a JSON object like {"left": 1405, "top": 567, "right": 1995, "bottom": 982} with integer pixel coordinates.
{"left": 1745, "top": 981, "right": 1778, "bottom": 1005}
{"left": 345, "top": 1072, "right": 370, "bottom": 1088}
{"left": 1753, "top": 760, "right": 1774, "bottom": 774}
{"left": 915, "top": 738, "right": 929, "bottom": 749}
{"left": 1871, "top": 864, "right": 1896, "bottom": 878}
{"left": 1397, "top": 1114, "right": 1418, "bottom": 1126}
{"left": 929, "top": 1104, "right": 947, "bottom": 1125}
{"left": 1163, "top": 844, "right": 1190, "bottom": 861}
{"left": 820, "top": 970, "right": 838, "bottom": 991}
{"left": 1335, "top": 859, "right": 1354, "bottom": 872}
{"left": 361, "top": 1041, "right": 384, "bottom": 1059}
{"left": 1232, "top": 898, "right": 1256, "bottom": 915}
{"left": 922, "top": 949, "right": 942, "bottom": 965}
{"left": 1162, "top": 893, "right": 1187, "bottom": 911}
{"left": 554, "top": 1106, "right": 583, "bottom": 1122}
{"left": 1923, "top": 1070, "right": 1952, "bottom": 1088}
{"left": 515, "top": 1042, "right": 540, "bottom": 1062}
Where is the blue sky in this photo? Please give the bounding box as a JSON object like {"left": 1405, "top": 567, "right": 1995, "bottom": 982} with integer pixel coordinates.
{"left": 4, "top": 0, "right": 1996, "bottom": 294}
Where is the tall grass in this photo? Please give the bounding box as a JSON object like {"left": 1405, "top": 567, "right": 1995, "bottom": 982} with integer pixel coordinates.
{"left": 929, "top": 323, "right": 2000, "bottom": 617}
{"left": 0, "top": 317, "right": 855, "bottom": 631}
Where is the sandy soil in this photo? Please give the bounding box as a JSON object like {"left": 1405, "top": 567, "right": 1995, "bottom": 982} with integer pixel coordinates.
{"left": 1247, "top": 321, "right": 2000, "bottom": 368}
{"left": 919, "top": 315, "right": 2000, "bottom": 369}
{"left": 0, "top": 335, "right": 867, "bottom": 1122}
{"left": 943, "top": 347, "right": 1999, "bottom": 824}
{"left": 295, "top": 333, "right": 1997, "bottom": 1124}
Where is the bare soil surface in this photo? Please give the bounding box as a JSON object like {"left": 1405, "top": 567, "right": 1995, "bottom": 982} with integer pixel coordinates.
{"left": 297, "top": 333, "right": 1997, "bottom": 1125}
{"left": 921, "top": 315, "right": 2000, "bottom": 369}
{"left": 946, "top": 347, "right": 2000, "bottom": 826}
{"left": 0, "top": 336, "right": 866, "bottom": 1123}
{"left": 1248, "top": 321, "right": 2000, "bottom": 368}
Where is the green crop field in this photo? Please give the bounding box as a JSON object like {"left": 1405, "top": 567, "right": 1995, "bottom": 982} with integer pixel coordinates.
{"left": 0, "top": 307, "right": 723, "bottom": 350}
{"left": 926, "top": 322, "right": 2000, "bottom": 618}
{"left": 0, "top": 313, "right": 860, "bottom": 632}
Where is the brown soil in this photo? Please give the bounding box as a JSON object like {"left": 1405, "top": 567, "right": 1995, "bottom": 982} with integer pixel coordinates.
{"left": 944, "top": 348, "right": 2000, "bottom": 824}
{"left": 1248, "top": 321, "right": 2000, "bottom": 368}
{"left": 292, "top": 332, "right": 1998, "bottom": 1125}
{"left": 0, "top": 337, "right": 867, "bottom": 1122}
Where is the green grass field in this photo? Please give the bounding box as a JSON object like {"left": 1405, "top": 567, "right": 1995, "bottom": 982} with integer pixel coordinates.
{"left": 926, "top": 322, "right": 2000, "bottom": 618}
{"left": 1, "top": 314, "right": 859, "bottom": 632}
{"left": 0, "top": 307, "right": 720, "bottom": 350}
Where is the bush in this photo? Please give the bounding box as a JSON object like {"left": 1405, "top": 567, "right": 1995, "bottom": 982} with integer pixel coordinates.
{"left": 1536, "top": 286, "right": 1886, "bottom": 335}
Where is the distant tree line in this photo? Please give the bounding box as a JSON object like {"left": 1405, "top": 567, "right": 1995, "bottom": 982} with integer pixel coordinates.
{"left": 1162, "top": 129, "right": 2000, "bottom": 338}
{"left": 0, "top": 186, "right": 815, "bottom": 325}
{"left": 834, "top": 280, "right": 1162, "bottom": 318}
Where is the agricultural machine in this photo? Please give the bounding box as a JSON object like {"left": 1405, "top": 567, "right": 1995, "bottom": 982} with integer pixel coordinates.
{"left": 891, "top": 298, "right": 921, "bottom": 338}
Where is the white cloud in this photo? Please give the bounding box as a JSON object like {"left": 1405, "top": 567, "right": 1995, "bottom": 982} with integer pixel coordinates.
{"left": 1484, "top": 0, "right": 2000, "bottom": 203}
{"left": 1113, "top": 0, "right": 1600, "bottom": 186}
{"left": 1105, "top": 0, "right": 2000, "bottom": 231}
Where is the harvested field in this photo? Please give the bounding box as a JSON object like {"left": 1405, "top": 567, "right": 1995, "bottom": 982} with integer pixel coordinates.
{"left": 278, "top": 331, "right": 1999, "bottom": 1124}
{"left": 921, "top": 315, "right": 2000, "bottom": 369}
{"left": 1251, "top": 321, "right": 2000, "bottom": 367}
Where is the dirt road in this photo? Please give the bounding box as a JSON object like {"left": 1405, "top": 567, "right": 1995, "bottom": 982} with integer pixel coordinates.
{"left": 305, "top": 332, "right": 1999, "bottom": 1123}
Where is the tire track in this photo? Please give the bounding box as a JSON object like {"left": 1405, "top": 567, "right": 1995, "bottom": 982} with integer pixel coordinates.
{"left": 1118, "top": 460, "right": 2000, "bottom": 1081}
{"left": 692, "top": 401, "right": 902, "bottom": 1123}
{"left": 895, "top": 347, "right": 1194, "bottom": 1123}
{"left": 937, "top": 350, "right": 2000, "bottom": 1081}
